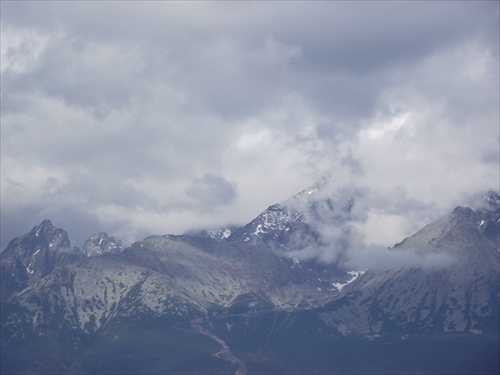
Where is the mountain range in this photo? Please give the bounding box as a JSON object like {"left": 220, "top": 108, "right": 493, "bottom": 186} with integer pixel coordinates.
{"left": 1, "top": 185, "right": 499, "bottom": 374}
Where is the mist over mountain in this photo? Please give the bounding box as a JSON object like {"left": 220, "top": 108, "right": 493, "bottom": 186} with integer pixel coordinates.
{"left": 1, "top": 184, "right": 498, "bottom": 374}
{"left": 2, "top": 2, "right": 498, "bottom": 373}
{"left": 2, "top": 1, "right": 498, "bottom": 255}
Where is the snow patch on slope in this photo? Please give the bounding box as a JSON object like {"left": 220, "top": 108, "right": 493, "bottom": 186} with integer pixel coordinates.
{"left": 332, "top": 270, "right": 366, "bottom": 291}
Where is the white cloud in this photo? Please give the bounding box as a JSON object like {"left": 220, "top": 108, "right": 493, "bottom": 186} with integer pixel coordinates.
{"left": 352, "top": 212, "right": 415, "bottom": 247}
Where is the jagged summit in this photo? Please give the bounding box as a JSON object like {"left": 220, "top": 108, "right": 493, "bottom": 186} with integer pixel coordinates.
{"left": 35, "top": 218, "right": 54, "bottom": 230}
{"left": 0, "top": 220, "right": 129, "bottom": 300}
{"left": 226, "top": 180, "right": 360, "bottom": 264}
{"left": 227, "top": 202, "right": 307, "bottom": 248}
{"left": 82, "top": 232, "right": 125, "bottom": 257}
{"left": 0, "top": 220, "right": 83, "bottom": 301}
{"left": 482, "top": 189, "right": 500, "bottom": 207}
{"left": 25, "top": 219, "right": 64, "bottom": 245}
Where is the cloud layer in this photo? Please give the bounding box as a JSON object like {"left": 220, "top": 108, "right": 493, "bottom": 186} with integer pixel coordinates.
{"left": 1, "top": 2, "right": 498, "bottom": 249}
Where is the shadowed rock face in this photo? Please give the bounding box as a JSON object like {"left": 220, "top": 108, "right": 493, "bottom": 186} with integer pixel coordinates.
{"left": 0, "top": 220, "right": 84, "bottom": 301}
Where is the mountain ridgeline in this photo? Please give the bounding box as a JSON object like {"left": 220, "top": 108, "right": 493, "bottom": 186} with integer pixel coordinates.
{"left": 1, "top": 187, "right": 499, "bottom": 374}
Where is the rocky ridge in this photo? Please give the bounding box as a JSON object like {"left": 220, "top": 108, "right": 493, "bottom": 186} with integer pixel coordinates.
{"left": 1, "top": 187, "right": 499, "bottom": 374}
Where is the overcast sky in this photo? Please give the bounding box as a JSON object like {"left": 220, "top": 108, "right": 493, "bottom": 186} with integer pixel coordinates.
{"left": 1, "top": 1, "right": 498, "bottom": 250}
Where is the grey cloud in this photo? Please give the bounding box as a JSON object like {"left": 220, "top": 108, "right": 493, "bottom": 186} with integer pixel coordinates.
{"left": 285, "top": 181, "right": 457, "bottom": 269}
{"left": 4, "top": 1, "right": 495, "bottom": 122}
{"left": 3, "top": 38, "right": 148, "bottom": 115}
{"left": 345, "top": 245, "right": 455, "bottom": 271}
{"left": 186, "top": 174, "right": 237, "bottom": 213}
{"left": 284, "top": 181, "right": 448, "bottom": 267}
{"left": 1, "top": 1, "right": 498, "bottom": 250}
{"left": 420, "top": 252, "right": 455, "bottom": 269}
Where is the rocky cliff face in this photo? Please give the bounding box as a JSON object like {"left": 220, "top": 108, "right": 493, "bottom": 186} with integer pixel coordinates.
{"left": 227, "top": 180, "right": 358, "bottom": 257}
{"left": 0, "top": 219, "right": 83, "bottom": 301}
{"left": 82, "top": 232, "right": 125, "bottom": 257}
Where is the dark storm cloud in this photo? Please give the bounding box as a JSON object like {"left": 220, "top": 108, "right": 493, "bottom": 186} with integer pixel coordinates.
{"left": 1, "top": 1, "right": 498, "bottom": 250}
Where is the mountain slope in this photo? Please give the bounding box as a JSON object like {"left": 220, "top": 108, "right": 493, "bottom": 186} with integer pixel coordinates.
{"left": 0, "top": 230, "right": 342, "bottom": 374}
{"left": 314, "top": 205, "right": 500, "bottom": 336}
{"left": 1, "top": 189, "right": 499, "bottom": 374}
{"left": 201, "top": 202, "right": 499, "bottom": 373}
{"left": 227, "top": 179, "right": 356, "bottom": 253}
